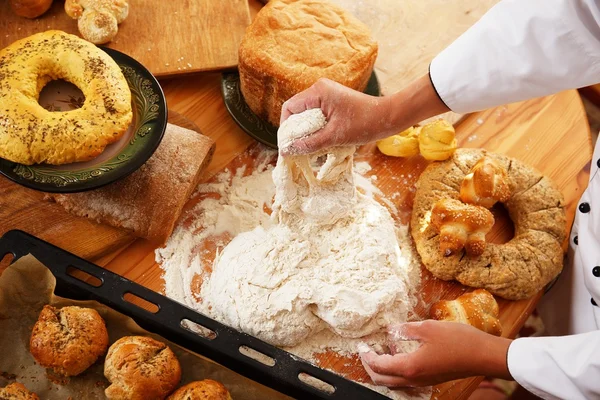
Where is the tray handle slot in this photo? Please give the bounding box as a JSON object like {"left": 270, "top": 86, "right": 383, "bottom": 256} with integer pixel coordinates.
{"left": 0, "top": 252, "right": 15, "bottom": 269}
{"left": 180, "top": 318, "right": 217, "bottom": 340}
{"left": 122, "top": 291, "right": 160, "bottom": 314}
{"left": 66, "top": 265, "right": 103, "bottom": 288}
{"left": 239, "top": 345, "right": 276, "bottom": 367}
{"left": 298, "top": 372, "right": 336, "bottom": 395}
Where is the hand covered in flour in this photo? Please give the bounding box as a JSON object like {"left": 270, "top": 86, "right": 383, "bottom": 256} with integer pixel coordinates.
{"left": 280, "top": 74, "right": 449, "bottom": 155}
{"left": 359, "top": 320, "right": 512, "bottom": 387}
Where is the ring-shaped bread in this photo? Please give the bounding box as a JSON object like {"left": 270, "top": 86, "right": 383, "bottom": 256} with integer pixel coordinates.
{"left": 0, "top": 30, "right": 132, "bottom": 165}
{"left": 411, "top": 149, "right": 567, "bottom": 300}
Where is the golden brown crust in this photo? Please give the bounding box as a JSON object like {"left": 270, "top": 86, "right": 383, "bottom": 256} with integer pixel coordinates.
{"left": 9, "top": 0, "right": 53, "bottom": 18}
{"left": 0, "top": 383, "right": 40, "bottom": 400}
{"left": 460, "top": 156, "right": 510, "bottom": 208}
{"left": 29, "top": 305, "right": 109, "bottom": 376}
{"left": 430, "top": 289, "right": 502, "bottom": 336}
{"left": 104, "top": 336, "right": 182, "bottom": 400}
{"left": 411, "top": 148, "right": 567, "bottom": 300}
{"left": 0, "top": 30, "right": 132, "bottom": 165}
{"left": 167, "top": 380, "right": 232, "bottom": 400}
{"left": 430, "top": 198, "right": 494, "bottom": 257}
{"left": 238, "top": 0, "right": 377, "bottom": 126}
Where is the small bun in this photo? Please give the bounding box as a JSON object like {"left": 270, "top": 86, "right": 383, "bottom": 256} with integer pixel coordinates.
{"left": 29, "top": 305, "right": 109, "bottom": 376}
{"left": 168, "top": 380, "right": 232, "bottom": 400}
{"left": 0, "top": 383, "right": 40, "bottom": 400}
{"left": 77, "top": 9, "right": 119, "bottom": 44}
{"left": 104, "top": 336, "right": 181, "bottom": 400}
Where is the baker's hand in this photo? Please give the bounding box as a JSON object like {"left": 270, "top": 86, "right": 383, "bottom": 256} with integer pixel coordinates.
{"left": 280, "top": 78, "right": 393, "bottom": 154}
{"left": 360, "top": 320, "right": 512, "bottom": 388}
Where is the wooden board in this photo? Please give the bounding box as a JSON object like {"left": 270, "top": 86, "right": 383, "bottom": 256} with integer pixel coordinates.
{"left": 0, "top": 0, "right": 251, "bottom": 77}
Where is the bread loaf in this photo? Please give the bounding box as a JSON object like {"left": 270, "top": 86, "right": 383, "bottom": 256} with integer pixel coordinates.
{"left": 239, "top": 0, "right": 377, "bottom": 126}
{"left": 167, "top": 380, "right": 232, "bottom": 400}
{"left": 430, "top": 289, "right": 502, "bottom": 336}
{"left": 0, "top": 383, "right": 39, "bottom": 400}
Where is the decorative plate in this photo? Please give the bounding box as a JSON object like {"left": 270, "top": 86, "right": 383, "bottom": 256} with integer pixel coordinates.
{"left": 221, "top": 71, "right": 380, "bottom": 149}
{"left": 0, "top": 47, "right": 167, "bottom": 193}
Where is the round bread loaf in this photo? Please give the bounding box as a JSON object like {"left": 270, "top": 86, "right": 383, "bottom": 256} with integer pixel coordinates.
{"left": 167, "top": 380, "right": 232, "bottom": 400}
{"left": 104, "top": 336, "right": 181, "bottom": 400}
{"left": 238, "top": 0, "right": 377, "bottom": 126}
{"left": 411, "top": 149, "right": 567, "bottom": 300}
{"left": 29, "top": 305, "right": 109, "bottom": 376}
{"left": 0, "top": 383, "right": 39, "bottom": 400}
{"left": 0, "top": 30, "right": 132, "bottom": 165}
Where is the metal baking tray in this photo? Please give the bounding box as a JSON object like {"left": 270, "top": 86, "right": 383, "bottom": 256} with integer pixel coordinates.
{"left": 0, "top": 229, "right": 389, "bottom": 400}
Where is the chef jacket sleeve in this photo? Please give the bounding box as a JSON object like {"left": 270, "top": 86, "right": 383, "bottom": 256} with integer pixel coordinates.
{"left": 507, "top": 331, "right": 600, "bottom": 400}
{"left": 429, "top": 0, "right": 600, "bottom": 114}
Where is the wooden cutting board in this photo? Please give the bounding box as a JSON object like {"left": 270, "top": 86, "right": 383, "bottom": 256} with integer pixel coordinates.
{"left": 0, "top": 0, "right": 250, "bottom": 77}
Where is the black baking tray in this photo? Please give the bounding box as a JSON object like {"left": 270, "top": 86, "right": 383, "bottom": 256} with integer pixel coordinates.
{"left": 0, "top": 230, "right": 390, "bottom": 400}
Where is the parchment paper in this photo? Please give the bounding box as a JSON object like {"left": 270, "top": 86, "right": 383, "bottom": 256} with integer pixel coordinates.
{"left": 0, "top": 255, "right": 290, "bottom": 399}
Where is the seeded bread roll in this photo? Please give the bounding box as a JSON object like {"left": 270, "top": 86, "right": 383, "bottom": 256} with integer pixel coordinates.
{"left": 104, "top": 336, "right": 181, "bottom": 400}
{"left": 239, "top": 0, "right": 377, "bottom": 126}
{"left": 0, "top": 383, "right": 40, "bottom": 400}
{"left": 29, "top": 305, "right": 109, "bottom": 376}
{"left": 167, "top": 380, "right": 232, "bottom": 400}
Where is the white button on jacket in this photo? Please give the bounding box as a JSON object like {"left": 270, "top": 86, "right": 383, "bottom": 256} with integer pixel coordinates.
{"left": 429, "top": 0, "right": 600, "bottom": 398}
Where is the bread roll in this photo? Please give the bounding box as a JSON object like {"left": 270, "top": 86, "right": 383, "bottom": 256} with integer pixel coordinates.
{"left": 167, "top": 380, "right": 232, "bottom": 400}
{"left": 430, "top": 289, "right": 502, "bottom": 336}
{"left": 104, "top": 336, "right": 181, "bottom": 400}
{"left": 0, "top": 383, "right": 39, "bottom": 400}
{"left": 239, "top": 0, "right": 377, "bottom": 126}
{"left": 9, "top": 0, "right": 53, "bottom": 18}
{"left": 430, "top": 198, "right": 494, "bottom": 257}
{"left": 460, "top": 156, "right": 510, "bottom": 208}
{"left": 29, "top": 305, "right": 109, "bottom": 376}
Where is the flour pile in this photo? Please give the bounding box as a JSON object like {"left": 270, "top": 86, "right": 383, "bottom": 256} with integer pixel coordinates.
{"left": 156, "top": 110, "right": 425, "bottom": 398}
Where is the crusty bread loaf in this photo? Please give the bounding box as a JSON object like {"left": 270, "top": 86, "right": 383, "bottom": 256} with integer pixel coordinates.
{"left": 104, "top": 336, "right": 181, "bottom": 400}
{"left": 0, "top": 383, "right": 40, "bottom": 400}
{"left": 239, "top": 0, "right": 378, "bottom": 126}
{"left": 167, "top": 380, "right": 232, "bottom": 400}
{"left": 45, "top": 123, "right": 215, "bottom": 243}
{"left": 430, "top": 289, "right": 502, "bottom": 336}
{"left": 29, "top": 305, "right": 109, "bottom": 376}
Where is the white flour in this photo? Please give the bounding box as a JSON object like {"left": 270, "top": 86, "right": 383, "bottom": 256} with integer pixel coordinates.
{"left": 156, "top": 111, "right": 427, "bottom": 399}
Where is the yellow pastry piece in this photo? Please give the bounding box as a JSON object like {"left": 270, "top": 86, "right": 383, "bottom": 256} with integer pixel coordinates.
{"left": 376, "top": 126, "right": 420, "bottom": 157}
{"left": 418, "top": 120, "right": 457, "bottom": 161}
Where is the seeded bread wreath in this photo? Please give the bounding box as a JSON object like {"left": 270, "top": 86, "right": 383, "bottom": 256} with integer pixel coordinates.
{"left": 411, "top": 148, "right": 567, "bottom": 300}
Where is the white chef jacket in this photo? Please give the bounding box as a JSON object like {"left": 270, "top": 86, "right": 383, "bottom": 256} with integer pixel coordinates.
{"left": 429, "top": 0, "right": 600, "bottom": 399}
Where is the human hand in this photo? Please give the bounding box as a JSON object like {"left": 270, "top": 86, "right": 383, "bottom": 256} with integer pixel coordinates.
{"left": 279, "top": 78, "right": 394, "bottom": 154}
{"left": 360, "top": 320, "right": 512, "bottom": 388}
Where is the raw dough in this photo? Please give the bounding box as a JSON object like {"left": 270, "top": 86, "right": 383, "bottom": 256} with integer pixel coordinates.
{"left": 202, "top": 110, "right": 413, "bottom": 347}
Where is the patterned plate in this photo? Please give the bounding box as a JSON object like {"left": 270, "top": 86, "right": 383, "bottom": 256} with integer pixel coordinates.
{"left": 0, "top": 47, "right": 167, "bottom": 193}
{"left": 221, "top": 71, "right": 380, "bottom": 148}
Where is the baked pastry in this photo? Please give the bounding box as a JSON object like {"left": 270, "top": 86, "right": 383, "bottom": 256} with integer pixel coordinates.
{"left": 430, "top": 289, "right": 502, "bottom": 336}
{"left": 0, "top": 383, "right": 40, "bottom": 400}
{"left": 0, "top": 30, "right": 132, "bottom": 165}
{"left": 65, "top": 0, "right": 129, "bottom": 44}
{"left": 376, "top": 126, "right": 420, "bottom": 157}
{"left": 430, "top": 198, "right": 494, "bottom": 257}
{"left": 460, "top": 156, "right": 510, "bottom": 208}
{"left": 45, "top": 123, "right": 215, "bottom": 243}
{"left": 9, "top": 0, "right": 53, "bottom": 18}
{"left": 167, "top": 380, "right": 232, "bottom": 400}
{"left": 238, "top": 0, "right": 377, "bottom": 126}
{"left": 29, "top": 305, "right": 109, "bottom": 376}
{"left": 418, "top": 120, "right": 457, "bottom": 161}
{"left": 104, "top": 336, "right": 181, "bottom": 400}
{"left": 411, "top": 148, "right": 566, "bottom": 300}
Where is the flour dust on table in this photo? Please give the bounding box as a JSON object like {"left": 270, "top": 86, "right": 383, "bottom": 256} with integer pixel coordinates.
{"left": 157, "top": 110, "right": 427, "bottom": 399}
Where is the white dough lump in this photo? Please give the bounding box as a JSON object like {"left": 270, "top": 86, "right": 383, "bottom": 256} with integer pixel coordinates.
{"left": 202, "top": 109, "right": 413, "bottom": 347}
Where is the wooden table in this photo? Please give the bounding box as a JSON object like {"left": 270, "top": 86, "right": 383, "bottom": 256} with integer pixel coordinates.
{"left": 0, "top": 3, "right": 593, "bottom": 400}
